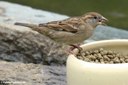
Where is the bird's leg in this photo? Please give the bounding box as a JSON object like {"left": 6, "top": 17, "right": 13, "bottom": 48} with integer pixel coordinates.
{"left": 68, "top": 44, "right": 83, "bottom": 54}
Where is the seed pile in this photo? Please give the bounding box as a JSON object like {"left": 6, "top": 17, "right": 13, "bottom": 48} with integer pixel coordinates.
{"left": 76, "top": 48, "right": 128, "bottom": 64}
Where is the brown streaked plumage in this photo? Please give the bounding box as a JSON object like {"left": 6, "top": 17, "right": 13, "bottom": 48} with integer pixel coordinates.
{"left": 15, "top": 12, "right": 108, "bottom": 45}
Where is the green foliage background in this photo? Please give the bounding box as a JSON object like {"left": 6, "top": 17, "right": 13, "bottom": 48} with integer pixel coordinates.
{"left": 4, "top": 0, "right": 128, "bottom": 30}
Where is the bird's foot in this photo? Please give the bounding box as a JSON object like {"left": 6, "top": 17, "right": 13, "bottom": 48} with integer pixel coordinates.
{"left": 68, "top": 44, "right": 83, "bottom": 54}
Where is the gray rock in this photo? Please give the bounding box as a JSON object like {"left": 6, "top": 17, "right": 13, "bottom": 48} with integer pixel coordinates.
{"left": 0, "top": 1, "right": 128, "bottom": 85}
{"left": 0, "top": 2, "right": 68, "bottom": 84}
{"left": 0, "top": 1, "right": 127, "bottom": 65}
{"left": 0, "top": 1, "right": 69, "bottom": 24}
{"left": 88, "top": 25, "right": 128, "bottom": 41}
{"left": 0, "top": 1, "right": 69, "bottom": 65}
{"left": 0, "top": 23, "right": 67, "bottom": 65}
{"left": 0, "top": 61, "right": 66, "bottom": 85}
{"left": 43, "top": 65, "right": 66, "bottom": 85}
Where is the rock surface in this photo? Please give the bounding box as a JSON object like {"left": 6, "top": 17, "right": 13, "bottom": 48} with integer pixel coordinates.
{"left": 0, "top": 1, "right": 128, "bottom": 85}
{"left": 0, "top": 1, "right": 127, "bottom": 64}
{"left": 0, "top": 61, "right": 66, "bottom": 85}
{"left": 0, "top": 1, "right": 68, "bottom": 85}
{"left": 0, "top": 1, "right": 69, "bottom": 65}
{"left": 0, "top": 23, "right": 67, "bottom": 65}
{"left": 87, "top": 25, "right": 128, "bottom": 42}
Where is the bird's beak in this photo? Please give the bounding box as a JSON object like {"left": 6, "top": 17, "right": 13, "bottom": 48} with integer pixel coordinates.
{"left": 98, "top": 16, "right": 108, "bottom": 25}
{"left": 101, "top": 16, "right": 108, "bottom": 22}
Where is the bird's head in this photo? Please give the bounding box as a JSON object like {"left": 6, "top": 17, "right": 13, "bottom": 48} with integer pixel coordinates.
{"left": 81, "top": 12, "right": 108, "bottom": 28}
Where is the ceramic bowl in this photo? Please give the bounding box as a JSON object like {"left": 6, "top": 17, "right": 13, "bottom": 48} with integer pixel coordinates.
{"left": 67, "top": 39, "right": 128, "bottom": 85}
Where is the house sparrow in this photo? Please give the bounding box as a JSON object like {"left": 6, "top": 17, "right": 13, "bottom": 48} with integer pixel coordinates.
{"left": 15, "top": 12, "right": 108, "bottom": 52}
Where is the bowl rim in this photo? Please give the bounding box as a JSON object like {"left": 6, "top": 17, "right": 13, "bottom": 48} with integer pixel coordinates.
{"left": 68, "top": 39, "right": 128, "bottom": 66}
{"left": 80, "top": 39, "right": 128, "bottom": 47}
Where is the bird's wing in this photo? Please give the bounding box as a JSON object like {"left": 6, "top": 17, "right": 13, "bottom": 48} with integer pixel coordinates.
{"left": 39, "top": 17, "right": 83, "bottom": 33}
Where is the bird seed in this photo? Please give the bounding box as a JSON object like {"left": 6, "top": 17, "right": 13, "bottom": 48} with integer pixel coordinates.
{"left": 76, "top": 48, "right": 128, "bottom": 64}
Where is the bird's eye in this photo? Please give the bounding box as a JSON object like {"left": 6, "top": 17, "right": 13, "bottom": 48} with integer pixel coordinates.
{"left": 94, "top": 16, "right": 97, "bottom": 19}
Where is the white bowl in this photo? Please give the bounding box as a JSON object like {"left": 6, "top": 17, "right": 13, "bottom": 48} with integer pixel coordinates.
{"left": 67, "top": 39, "right": 128, "bottom": 85}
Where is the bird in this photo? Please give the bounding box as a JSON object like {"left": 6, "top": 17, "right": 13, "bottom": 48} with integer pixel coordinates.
{"left": 15, "top": 12, "right": 108, "bottom": 53}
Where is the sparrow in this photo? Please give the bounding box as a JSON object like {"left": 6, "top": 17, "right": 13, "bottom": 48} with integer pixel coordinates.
{"left": 15, "top": 12, "right": 108, "bottom": 53}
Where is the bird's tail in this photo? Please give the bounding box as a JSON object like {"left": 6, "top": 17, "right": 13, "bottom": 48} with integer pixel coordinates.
{"left": 15, "top": 22, "right": 50, "bottom": 35}
{"left": 15, "top": 22, "right": 38, "bottom": 29}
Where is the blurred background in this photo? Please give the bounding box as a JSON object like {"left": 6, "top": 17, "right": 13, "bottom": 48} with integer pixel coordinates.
{"left": 3, "top": 0, "right": 128, "bottom": 30}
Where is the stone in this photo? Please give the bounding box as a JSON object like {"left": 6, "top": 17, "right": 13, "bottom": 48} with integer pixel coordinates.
{"left": 0, "top": 61, "right": 66, "bottom": 85}
{"left": 0, "top": 1, "right": 127, "bottom": 85}
{"left": 0, "top": 1, "right": 68, "bottom": 85}
{"left": 86, "top": 25, "right": 128, "bottom": 42}
{"left": 0, "top": 1, "right": 69, "bottom": 65}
